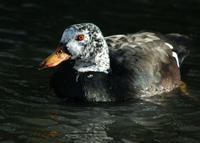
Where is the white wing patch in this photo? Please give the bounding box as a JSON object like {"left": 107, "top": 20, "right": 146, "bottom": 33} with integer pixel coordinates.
{"left": 164, "top": 42, "right": 173, "bottom": 49}
{"left": 165, "top": 43, "right": 180, "bottom": 67}
{"left": 172, "top": 51, "right": 180, "bottom": 67}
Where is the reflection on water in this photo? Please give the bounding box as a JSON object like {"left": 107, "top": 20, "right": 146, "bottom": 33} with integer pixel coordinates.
{"left": 0, "top": 0, "right": 200, "bottom": 143}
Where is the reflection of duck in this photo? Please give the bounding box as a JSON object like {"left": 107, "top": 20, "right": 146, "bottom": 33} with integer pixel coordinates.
{"left": 40, "top": 23, "right": 190, "bottom": 102}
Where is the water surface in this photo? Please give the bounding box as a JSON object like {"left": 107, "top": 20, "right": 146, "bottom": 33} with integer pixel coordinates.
{"left": 0, "top": 0, "right": 200, "bottom": 143}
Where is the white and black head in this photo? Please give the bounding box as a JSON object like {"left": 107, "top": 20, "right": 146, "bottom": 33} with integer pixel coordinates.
{"left": 39, "top": 23, "right": 110, "bottom": 73}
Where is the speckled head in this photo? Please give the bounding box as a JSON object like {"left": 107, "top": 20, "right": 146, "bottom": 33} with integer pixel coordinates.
{"left": 40, "top": 23, "right": 110, "bottom": 73}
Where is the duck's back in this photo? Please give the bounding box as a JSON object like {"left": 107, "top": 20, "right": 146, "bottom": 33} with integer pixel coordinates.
{"left": 105, "top": 32, "right": 189, "bottom": 98}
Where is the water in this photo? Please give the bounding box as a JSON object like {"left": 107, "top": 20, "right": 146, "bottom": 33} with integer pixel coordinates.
{"left": 0, "top": 0, "right": 200, "bottom": 142}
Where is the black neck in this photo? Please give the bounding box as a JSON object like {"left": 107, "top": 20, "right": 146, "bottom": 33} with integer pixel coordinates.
{"left": 78, "top": 72, "right": 114, "bottom": 102}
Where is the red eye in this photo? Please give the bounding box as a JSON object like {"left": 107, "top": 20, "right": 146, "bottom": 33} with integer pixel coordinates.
{"left": 76, "top": 34, "right": 85, "bottom": 41}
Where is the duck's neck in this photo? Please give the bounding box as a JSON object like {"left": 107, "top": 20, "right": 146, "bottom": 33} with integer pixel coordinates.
{"left": 78, "top": 72, "right": 113, "bottom": 102}
{"left": 74, "top": 38, "right": 110, "bottom": 74}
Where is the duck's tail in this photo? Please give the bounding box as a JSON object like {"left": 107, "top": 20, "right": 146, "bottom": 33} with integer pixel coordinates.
{"left": 165, "top": 33, "right": 191, "bottom": 66}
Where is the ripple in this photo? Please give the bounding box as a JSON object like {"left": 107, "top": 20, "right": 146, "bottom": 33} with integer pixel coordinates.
{"left": 0, "top": 123, "right": 20, "bottom": 134}
{"left": 0, "top": 39, "right": 23, "bottom": 46}
{"left": 16, "top": 116, "right": 58, "bottom": 126}
{"left": 21, "top": 3, "right": 41, "bottom": 9}
{"left": 0, "top": 28, "right": 27, "bottom": 36}
{"left": 170, "top": 136, "right": 199, "bottom": 143}
{"left": 0, "top": 86, "right": 20, "bottom": 97}
{"left": 0, "top": 52, "right": 22, "bottom": 61}
{"left": 0, "top": 141, "right": 15, "bottom": 143}
{"left": 0, "top": 71, "right": 19, "bottom": 78}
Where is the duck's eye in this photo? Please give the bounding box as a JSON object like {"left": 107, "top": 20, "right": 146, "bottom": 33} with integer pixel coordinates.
{"left": 76, "top": 34, "right": 85, "bottom": 41}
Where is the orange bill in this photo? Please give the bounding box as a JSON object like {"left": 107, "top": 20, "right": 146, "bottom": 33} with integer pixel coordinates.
{"left": 39, "top": 46, "right": 71, "bottom": 70}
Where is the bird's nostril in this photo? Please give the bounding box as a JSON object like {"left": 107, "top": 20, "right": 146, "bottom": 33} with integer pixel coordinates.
{"left": 56, "top": 50, "right": 62, "bottom": 55}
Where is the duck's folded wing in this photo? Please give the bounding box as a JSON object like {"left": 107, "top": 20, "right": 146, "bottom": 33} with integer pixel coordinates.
{"left": 105, "top": 32, "right": 182, "bottom": 97}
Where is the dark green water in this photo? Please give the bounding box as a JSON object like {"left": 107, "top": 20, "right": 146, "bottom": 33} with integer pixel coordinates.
{"left": 0, "top": 0, "right": 200, "bottom": 143}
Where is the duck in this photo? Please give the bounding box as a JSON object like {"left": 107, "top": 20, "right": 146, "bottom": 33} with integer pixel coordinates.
{"left": 39, "top": 23, "right": 190, "bottom": 102}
